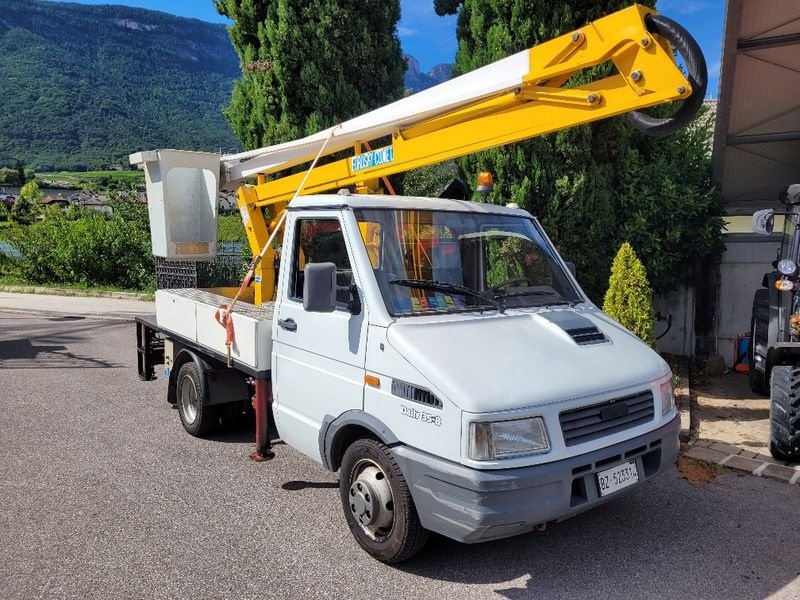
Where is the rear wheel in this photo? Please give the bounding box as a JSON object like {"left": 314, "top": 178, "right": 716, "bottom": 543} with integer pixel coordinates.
{"left": 176, "top": 361, "right": 217, "bottom": 437}
{"left": 748, "top": 313, "right": 767, "bottom": 394}
{"left": 768, "top": 366, "right": 800, "bottom": 462}
{"left": 339, "top": 439, "right": 428, "bottom": 563}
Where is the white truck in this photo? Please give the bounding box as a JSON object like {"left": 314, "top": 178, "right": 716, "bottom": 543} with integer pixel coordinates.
{"left": 132, "top": 6, "right": 705, "bottom": 562}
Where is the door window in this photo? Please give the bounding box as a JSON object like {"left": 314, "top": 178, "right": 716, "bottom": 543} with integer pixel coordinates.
{"left": 290, "top": 218, "right": 353, "bottom": 307}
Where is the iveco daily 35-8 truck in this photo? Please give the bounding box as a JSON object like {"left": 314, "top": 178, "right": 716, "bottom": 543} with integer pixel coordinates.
{"left": 133, "top": 5, "right": 705, "bottom": 562}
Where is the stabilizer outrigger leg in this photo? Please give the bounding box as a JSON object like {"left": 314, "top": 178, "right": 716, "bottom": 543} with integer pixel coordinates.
{"left": 250, "top": 378, "right": 275, "bottom": 462}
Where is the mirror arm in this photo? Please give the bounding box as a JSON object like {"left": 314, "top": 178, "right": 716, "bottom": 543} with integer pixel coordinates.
{"left": 346, "top": 285, "right": 361, "bottom": 315}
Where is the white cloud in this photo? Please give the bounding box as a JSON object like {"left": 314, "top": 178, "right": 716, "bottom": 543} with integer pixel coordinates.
{"left": 398, "top": 25, "right": 419, "bottom": 37}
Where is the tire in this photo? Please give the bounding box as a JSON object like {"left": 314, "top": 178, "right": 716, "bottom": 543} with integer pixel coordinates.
{"left": 749, "top": 289, "right": 770, "bottom": 395}
{"left": 339, "top": 439, "right": 428, "bottom": 563}
{"left": 768, "top": 366, "right": 800, "bottom": 462}
{"left": 176, "top": 361, "right": 217, "bottom": 437}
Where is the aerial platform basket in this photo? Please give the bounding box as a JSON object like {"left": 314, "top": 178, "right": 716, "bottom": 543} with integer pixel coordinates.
{"left": 130, "top": 149, "right": 220, "bottom": 261}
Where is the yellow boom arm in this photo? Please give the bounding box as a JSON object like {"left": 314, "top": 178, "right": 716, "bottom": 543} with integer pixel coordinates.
{"left": 235, "top": 4, "right": 706, "bottom": 304}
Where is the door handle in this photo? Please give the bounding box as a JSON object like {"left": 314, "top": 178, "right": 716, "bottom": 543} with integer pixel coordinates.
{"left": 278, "top": 318, "right": 297, "bottom": 332}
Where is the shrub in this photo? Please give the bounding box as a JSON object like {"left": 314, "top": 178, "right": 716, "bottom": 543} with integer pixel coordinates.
{"left": 16, "top": 207, "right": 154, "bottom": 290}
{"left": 602, "top": 242, "right": 655, "bottom": 347}
{"left": 11, "top": 180, "right": 42, "bottom": 225}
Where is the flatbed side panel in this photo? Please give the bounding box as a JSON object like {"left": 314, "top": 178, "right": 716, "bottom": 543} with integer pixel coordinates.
{"left": 155, "top": 289, "right": 275, "bottom": 372}
{"left": 136, "top": 314, "right": 270, "bottom": 380}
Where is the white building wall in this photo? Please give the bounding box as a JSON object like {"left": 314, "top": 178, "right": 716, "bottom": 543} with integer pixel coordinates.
{"left": 716, "top": 232, "right": 782, "bottom": 367}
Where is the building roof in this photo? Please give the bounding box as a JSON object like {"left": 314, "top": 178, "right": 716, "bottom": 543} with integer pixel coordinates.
{"left": 712, "top": 0, "right": 800, "bottom": 215}
{"left": 39, "top": 195, "right": 69, "bottom": 205}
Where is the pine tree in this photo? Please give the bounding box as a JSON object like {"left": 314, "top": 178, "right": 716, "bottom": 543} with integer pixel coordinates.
{"left": 434, "top": 0, "right": 723, "bottom": 301}
{"left": 214, "top": 0, "right": 406, "bottom": 150}
{"left": 603, "top": 242, "right": 655, "bottom": 347}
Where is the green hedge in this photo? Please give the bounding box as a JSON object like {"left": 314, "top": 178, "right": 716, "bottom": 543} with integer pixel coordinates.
{"left": 13, "top": 206, "right": 154, "bottom": 291}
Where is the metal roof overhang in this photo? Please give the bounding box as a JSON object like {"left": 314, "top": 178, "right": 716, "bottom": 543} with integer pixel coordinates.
{"left": 712, "top": 0, "right": 800, "bottom": 215}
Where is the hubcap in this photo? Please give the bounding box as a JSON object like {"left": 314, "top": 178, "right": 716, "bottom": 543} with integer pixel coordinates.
{"left": 348, "top": 461, "right": 394, "bottom": 540}
{"left": 179, "top": 375, "right": 198, "bottom": 424}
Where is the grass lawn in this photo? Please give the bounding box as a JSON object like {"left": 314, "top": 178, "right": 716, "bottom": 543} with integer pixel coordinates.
{"left": 37, "top": 170, "right": 144, "bottom": 188}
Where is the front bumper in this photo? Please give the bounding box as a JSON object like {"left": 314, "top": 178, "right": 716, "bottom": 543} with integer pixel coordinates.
{"left": 392, "top": 414, "right": 680, "bottom": 543}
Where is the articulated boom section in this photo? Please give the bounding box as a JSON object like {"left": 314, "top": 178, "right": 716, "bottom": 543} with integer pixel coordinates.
{"left": 227, "top": 4, "right": 702, "bottom": 305}
{"left": 131, "top": 5, "right": 705, "bottom": 307}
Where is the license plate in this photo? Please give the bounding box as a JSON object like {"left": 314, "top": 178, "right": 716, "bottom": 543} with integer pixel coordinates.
{"left": 597, "top": 460, "right": 639, "bottom": 497}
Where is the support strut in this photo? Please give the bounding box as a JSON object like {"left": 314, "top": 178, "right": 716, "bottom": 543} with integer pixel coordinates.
{"left": 250, "top": 378, "right": 275, "bottom": 462}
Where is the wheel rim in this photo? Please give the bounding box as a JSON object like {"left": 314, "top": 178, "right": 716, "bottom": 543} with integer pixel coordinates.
{"left": 348, "top": 458, "right": 394, "bottom": 541}
{"left": 179, "top": 375, "right": 198, "bottom": 424}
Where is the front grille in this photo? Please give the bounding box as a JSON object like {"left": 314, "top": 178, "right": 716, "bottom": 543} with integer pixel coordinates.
{"left": 391, "top": 379, "right": 443, "bottom": 409}
{"left": 559, "top": 391, "right": 654, "bottom": 446}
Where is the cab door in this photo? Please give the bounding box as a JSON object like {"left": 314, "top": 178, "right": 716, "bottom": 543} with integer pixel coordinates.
{"left": 272, "top": 210, "right": 368, "bottom": 463}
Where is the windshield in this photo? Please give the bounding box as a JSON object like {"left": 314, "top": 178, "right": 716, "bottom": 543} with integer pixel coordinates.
{"left": 355, "top": 208, "right": 582, "bottom": 316}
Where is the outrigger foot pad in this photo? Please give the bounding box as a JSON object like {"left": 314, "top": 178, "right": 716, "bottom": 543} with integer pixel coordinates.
{"left": 250, "top": 450, "right": 275, "bottom": 462}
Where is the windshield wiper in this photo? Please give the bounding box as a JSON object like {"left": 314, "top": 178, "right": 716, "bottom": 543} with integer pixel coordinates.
{"left": 491, "top": 289, "right": 578, "bottom": 308}
{"left": 389, "top": 279, "right": 503, "bottom": 313}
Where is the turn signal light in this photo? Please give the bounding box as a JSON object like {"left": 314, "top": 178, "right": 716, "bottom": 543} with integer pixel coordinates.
{"left": 364, "top": 374, "right": 381, "bottom": 388}
{"left": 776, "top": 278, "right": 794, "bottom": 291}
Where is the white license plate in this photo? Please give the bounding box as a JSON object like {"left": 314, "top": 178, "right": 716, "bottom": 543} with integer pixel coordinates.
{"left": 597, "top": 460, "right": 639, "bottom": 497}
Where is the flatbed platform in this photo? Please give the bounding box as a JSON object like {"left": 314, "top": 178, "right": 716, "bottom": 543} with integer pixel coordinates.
{"left": 136, "top": 288, "right": 275, "bottom": 379}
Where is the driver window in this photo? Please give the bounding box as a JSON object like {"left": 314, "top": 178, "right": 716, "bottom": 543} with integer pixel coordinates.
{"left": 290, "top": 218, "right": 353, "bottom": 306}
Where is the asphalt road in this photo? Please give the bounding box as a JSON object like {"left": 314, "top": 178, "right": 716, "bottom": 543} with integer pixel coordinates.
{"left": 1, "top": 314, "right": 799, "bottom": 600}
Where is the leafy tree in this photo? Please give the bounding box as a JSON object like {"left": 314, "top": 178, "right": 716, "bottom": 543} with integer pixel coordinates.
{"left": 11, "top": 180, "right": 42, "bottom": 225}
{"left": 603, "top": 242, "right": 655, "bottom": 346}
{"left": 14, "top": 159, "right": 26, "bottom": 185}
{"left": 214, "top": 0, "right": 406, "bottom": 150}
{"left": 0, "top": 168, "right": 21, "bottom": 185}
{"left": 434, "top": 0, "right": 723, "bottom": 300}
{"left": 402, "top": 161, "right": 460, "bottom": 197}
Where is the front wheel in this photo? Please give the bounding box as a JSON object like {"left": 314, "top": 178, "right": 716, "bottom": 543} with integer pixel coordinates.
{"left": 339, "top": 439, "right": 428, "bottom": 563}
{"left": 768, "top": 366, "right": 800, "bottom": 462}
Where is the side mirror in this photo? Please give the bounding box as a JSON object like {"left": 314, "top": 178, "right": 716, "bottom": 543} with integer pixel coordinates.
{"left": 303, "top": 262, "right": 337, "bottom": 313}
{"left": 565, "top": 261, "right": 576, "bottom": 277}
{"left": 753, "top": 209, "right": 775, "bottom": 235}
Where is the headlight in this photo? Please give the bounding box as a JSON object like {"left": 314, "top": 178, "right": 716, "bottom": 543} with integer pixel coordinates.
{"left": 660, "top": 380, "right": 675, "bottom": 416}
{"left": 469, "top": 417, "right": 549, "bottom": 460}
{"left": 779, "top": 259, "right": 798, "bottom": 276}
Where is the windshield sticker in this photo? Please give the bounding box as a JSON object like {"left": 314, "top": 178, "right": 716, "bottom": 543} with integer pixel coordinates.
{"left": 401, "top": 405, "right": 442, "bottom": 427}
{"left": 351, "top": 147, "right": 394, "bottom": 172}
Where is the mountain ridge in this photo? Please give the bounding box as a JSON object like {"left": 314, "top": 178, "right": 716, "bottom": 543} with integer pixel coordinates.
{"left": 0, "top": 0, "right": 452, "bottom": 171}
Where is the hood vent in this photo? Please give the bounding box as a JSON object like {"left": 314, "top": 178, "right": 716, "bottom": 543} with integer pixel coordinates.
{"left": 567, "top": 326, "right": 608, "bottom": 346}
{"left": 391, "top": 379, "right": 443, "bottom": 409}
{"left": 538, "top": 311, "right": 609, "bottom": 346}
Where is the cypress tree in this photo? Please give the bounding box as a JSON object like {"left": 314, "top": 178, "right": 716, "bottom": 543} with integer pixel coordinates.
{"left": 215, "top": 0, "right": 406, "bottom": 150}
{"left": 435, "top": 0, "right": 723, "bottom": 301}
{"left": 603, "top": 242, "right": 655, "bottom": 347}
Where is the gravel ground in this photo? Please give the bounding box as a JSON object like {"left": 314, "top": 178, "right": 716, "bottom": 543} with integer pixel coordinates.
{"left": 694, "top": 372, "right": 771, "bottom": 451}
{"left": 1, "top": 314, "right": 800, "bottom": 600}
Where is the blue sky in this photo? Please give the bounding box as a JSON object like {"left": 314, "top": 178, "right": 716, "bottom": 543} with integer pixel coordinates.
{"left": 53, "top": 0, "right": 725, "bottom": 96}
